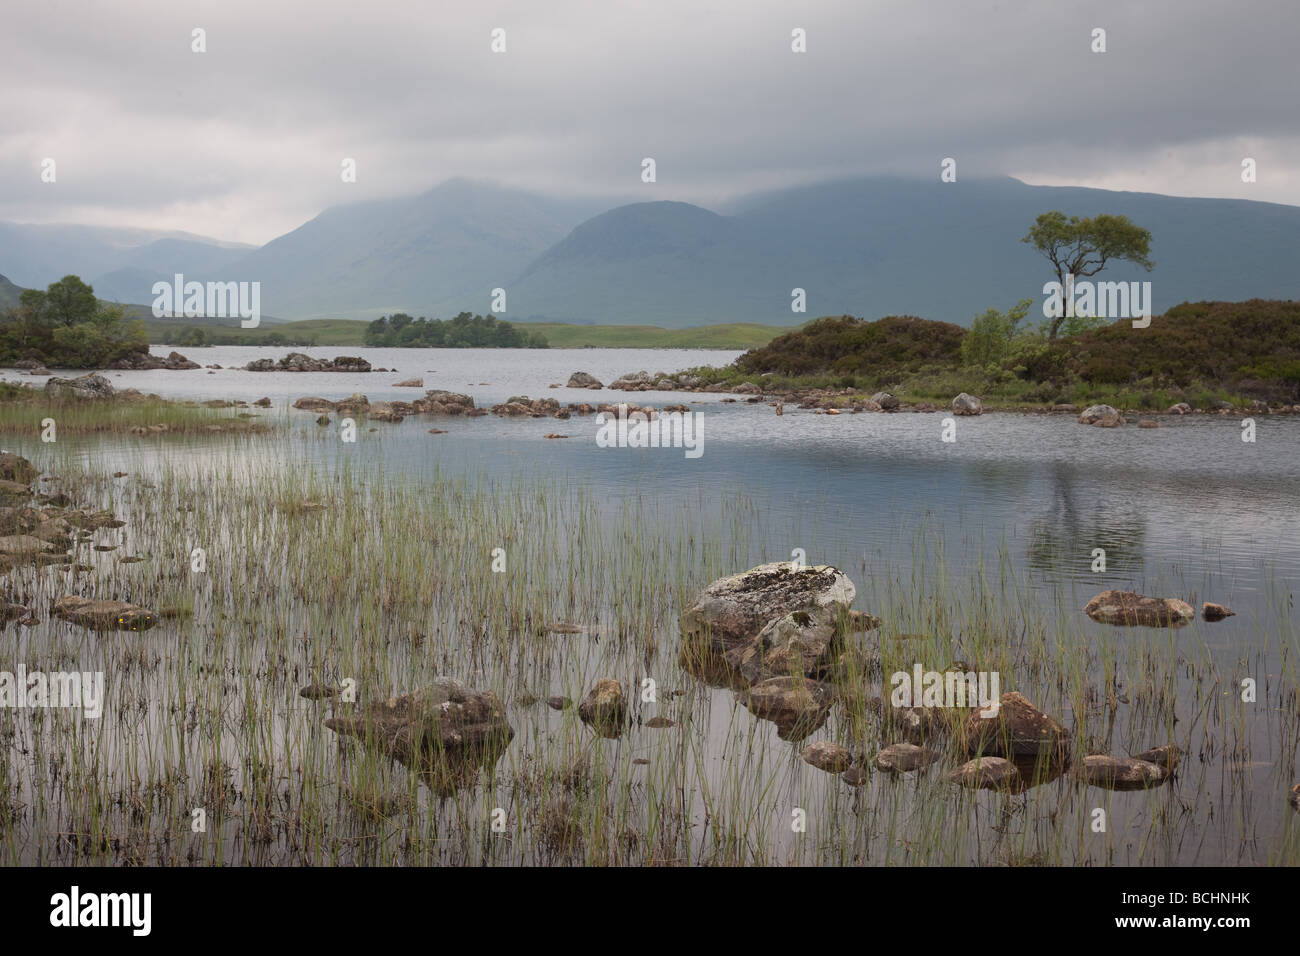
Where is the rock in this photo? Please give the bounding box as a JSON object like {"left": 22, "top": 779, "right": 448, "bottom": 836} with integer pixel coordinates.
{"left": 543, "top": 433, "right": 568, "bottom": 439}
{"left": 324, "top": 678, "right": 514, "bottom": 794}
{"left": 843, "top": 766, "right": 869, "bottom": 786}
{"left": 394, "top": 378, "right": 423, "bottom": 387}
{"left": 292, "top": 397, "right": 335, "bottom": 412}
{"left": 300, "top": 683, "right": 341, "bottom": 700}
{"left": 52, "top": 595, "right": 157, "bottom": 631}
{"left": 959, "top": 692, "right": 1069, "bottom": 762}
{"left": 253, "top": 396, "right": 271, "bottom": 407}
{"left": 870, "top": 392, "right": 899, "bottom": 411}
{"left": 726, "top": 605, "right": 843, "bottom": 684}
{"left": 1052, "top": 403, "right": 1078, "bottom": 412}
{"left": 1167, "top": 402, "right": 1192, "bottom": 415}
{"left": 1131, "top": 743, "right": 1183, "bottom": 772}
{"left": 577, "top": 679, "right": 627, "bottom": 737}
{"left": 1074, "top": 755, "right": 1173, "bottom": 790}
{"left": 316, "top": 415, "right": 330, "bottom": 426}
{"left": 164, "top": 351, "right": 200, "bottom": 369}
{"left": 365, "top": 401, "right": 404, "bottom": 422}
{"left": 680, "top": 562, "right": 856, "bottom": 657}
{"left": 1138, "top": 419, "right": 1159, "bottom": 428}
{"left": 846, "top": 610, "right": 881, "bottom": 632}
{"left": 736, "top": 676, "right": 833, "bottom": 740}
{"left": 1202, "top": 602, "right": 1235, "bottom": 622}
{"left": 44, "top": 373, "right": 115, "bottom": 400}
{"left": 566, "top": 372, "right": 603, "bottom": 389}
{"left": 0, "top": 452, "right": 37, "bottom": 484}
{"left": 645, "top": 716, "right": 675, "bottom": 728}
{"left": 418, "top": 390, "right": 476, "bottom": 415}
{"left": 1078, "top": 403, "right": 1121, "bottom": 426}
{"left": 733, "top": 382, "right": 762, "bottom": 395}
{"left": 951, "top": 393, "right": 983, "bottom": 416}
{"left": 609, "top": 371, "right": 652, "bottom": 391}
{"left": 1291, "top": 784, "right": 1300, "bottom": 813}
{"left": 546, "top": 696, "right": 572, "bottom": 711}
{"left": 802, "top": 740, "right": 852, "bottom": 773}
{"left": 335, "top": 393, "right": 370, "bottom": 415}
{"left": 949, "top": 756, "right": 1022, "bottom": 791}
{"left": 1084, "top": 589, "right": 1196, "bottom": 627}
{"left": 875, "top": 742, "right": 941, "bottom": 773}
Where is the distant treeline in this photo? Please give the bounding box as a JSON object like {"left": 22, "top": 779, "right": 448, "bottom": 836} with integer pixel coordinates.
{"left": 363, "top": 312, "right": 548, "bottom": 348}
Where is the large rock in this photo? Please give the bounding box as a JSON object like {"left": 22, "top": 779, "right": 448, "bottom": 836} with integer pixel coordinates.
{"left": 1078, "top": 403, "right": 1122, "bottom": 426}
{"left": 1084, "top": 589, "right": 1195, "bottom": 627}
{"left": 44, "top": 373, "right": 115, "bottom": 400}
{"left": 324, "top": 678, "right": 514, "bottom": 794}
{"left": 609, "top": 371, "right": 652, "bottom": 391}
{"left": 53, "top": 596, "right": 157, "bottom": 631}
{"left": 566, "top": 372, "right": 603, "bottom": 389}
{"left": 725, "top": 605, "right": 843, "bottom": 683}
{"left": 577, "top": 679, "right": 627, "bottom": 738}
{"left": 680, "top": 562, "right": 856, "bottom": 657}
{"left": 959, "top": 692, "right": 1069, "bottom": 763}
{"left": 293, "top": 397, "right": 335, "bottom": 412}
{"left": 736, "top": 676, "right": 833, "bottom": 740}
{"left": 417, "top": 390, "right": 476, "bottom": 415}
{"left": 951, "top": 393, "right": 983, "bottom": 416}
{"left": 870, "top": 392, "right": 900, "bottom": 411}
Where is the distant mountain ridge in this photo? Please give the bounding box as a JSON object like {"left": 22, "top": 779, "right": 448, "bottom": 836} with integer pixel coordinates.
{"left": 3, "top": 176, "right": 1299, "bottom": 328}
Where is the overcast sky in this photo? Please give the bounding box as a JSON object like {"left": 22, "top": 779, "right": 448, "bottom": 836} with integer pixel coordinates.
{"left": 2, "top": 0, "right": 1296, "bottom": 245}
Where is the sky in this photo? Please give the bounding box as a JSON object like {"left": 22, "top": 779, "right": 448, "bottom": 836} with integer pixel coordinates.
{"left": 1, "top": 0, "right": 1297, "bottom": 246}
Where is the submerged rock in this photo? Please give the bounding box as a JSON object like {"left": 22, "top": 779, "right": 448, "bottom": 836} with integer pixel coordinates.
{"left": 843, "top": 766, "right": 869, "bottom": 786}
{"left": 324, "top": 678, "right": 513, "bottom": 794}
{"left": 578, "top": 679, "right": 627, "bottom": 738}
{"left": 1084, "top": 589, "right": 1195, "bottom": 627}
{"left": 1131, "top": 743, "right": 1183, "bottom": 772}
{"left": 1074, "top": 755, "right": 1174, "bottom": 791}
{"left": 1202, "top": 602, "right": 1235, "bottom": 622}
{"left": 949, "top": 756, "right": 1021, "bottom": 791}
{"left": 875, "top": 742, "right": 941, "bottom": 773}
{"left": 736, "top": 676, "right": 833, "bottom": 740}
{"left": 802, "top": 740, "right": 851, "bottom": 773}
{"left": 53, "top": 595, "right": 157, "bottom": 631}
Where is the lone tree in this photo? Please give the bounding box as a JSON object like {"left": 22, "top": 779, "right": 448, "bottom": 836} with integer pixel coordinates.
{"left": 1022, "top": 211, "right": 1153, "bottom": 339}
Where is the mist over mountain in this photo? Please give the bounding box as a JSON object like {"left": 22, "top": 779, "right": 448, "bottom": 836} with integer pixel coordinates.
{"left": 3, "top": 176, "right": 1298, "bottom": 328}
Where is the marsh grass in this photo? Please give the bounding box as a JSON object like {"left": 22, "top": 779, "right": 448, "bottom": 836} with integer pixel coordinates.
{"left": 0, "top": 388, "right": 277, "bottom": 436}
{"left": 0, "top": 432, "right": 1295, "bottom": 866}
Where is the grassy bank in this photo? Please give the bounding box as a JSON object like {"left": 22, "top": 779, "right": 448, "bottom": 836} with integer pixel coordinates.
{"left": 0, "top": 382, "right": 274, "bottom": 436}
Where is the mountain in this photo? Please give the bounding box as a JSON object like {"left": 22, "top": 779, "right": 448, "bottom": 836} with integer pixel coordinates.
{"left": 6, "top": 177, "right": 1299, "bottom": 328}
{"left": 0, "top": 223, "right": 253, "bottom": 299}
{"left": 227, "top": 178, "right": 611, "bottom": 320}
{"left": 507, "top": 177, "right": 1300, "bottom": 327}
{"left": 0, "top": 274, "right": 23, "bottom": 311}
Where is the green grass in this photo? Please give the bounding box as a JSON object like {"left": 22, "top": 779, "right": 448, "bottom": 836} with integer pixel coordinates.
{"left": 0, "top": 383, "right": 276, "bottom": 435}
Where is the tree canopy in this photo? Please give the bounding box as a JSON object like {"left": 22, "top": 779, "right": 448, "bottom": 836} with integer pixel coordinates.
{"left": 0, "top": 275, "right": 147, "bottom": 367}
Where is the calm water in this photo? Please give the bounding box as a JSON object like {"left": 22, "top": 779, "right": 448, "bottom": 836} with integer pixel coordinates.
{"left": 4, "top": 345, "right": 1299, "bottom": 865}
